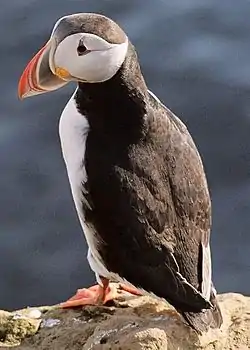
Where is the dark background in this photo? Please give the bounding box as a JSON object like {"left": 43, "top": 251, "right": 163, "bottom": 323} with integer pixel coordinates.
{"left": 0, "top": 0, "right": 250, "bottom": 310}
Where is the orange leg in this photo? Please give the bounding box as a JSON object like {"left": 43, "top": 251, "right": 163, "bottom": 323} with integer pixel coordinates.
{"left": 119, "top": 283, "right": 142, "bottom": 296}
{"left": 60, "top": 278, "right": 142, "bottom": 308}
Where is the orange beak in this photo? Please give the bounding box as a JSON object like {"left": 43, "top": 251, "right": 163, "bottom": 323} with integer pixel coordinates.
{"left": 18, "top": 39, "right": 68, "bottom": 100}
{"left": 18, "top": 42, "right": 51, "bottom": 99}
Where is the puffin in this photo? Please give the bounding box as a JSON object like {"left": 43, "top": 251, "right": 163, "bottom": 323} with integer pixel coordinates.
{"left": 18, "top": 13, "right": 222, "bottom": 333}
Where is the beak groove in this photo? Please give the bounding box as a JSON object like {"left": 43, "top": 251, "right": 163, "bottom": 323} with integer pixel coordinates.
{"left": 18, "top": 41, "right": 51, "bottom": 99}
{"left": 18, "top": 38, "right": 68, "bottom": 99}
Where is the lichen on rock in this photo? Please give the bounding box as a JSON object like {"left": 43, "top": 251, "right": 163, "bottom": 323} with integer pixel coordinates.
{"left": 0, "top": 308, "right": 42, "bottom": 347}
{"left": 0, "top": 286, "right": 249, "bottom": 349}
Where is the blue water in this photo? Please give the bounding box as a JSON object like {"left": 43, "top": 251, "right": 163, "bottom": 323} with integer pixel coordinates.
{"left": 0, "top": 0, "right": 250, "bottom": 310}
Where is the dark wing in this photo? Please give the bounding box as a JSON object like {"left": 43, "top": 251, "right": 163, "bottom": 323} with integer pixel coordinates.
{"left": 85, "top": 92, "right": 212, "bottom": 312}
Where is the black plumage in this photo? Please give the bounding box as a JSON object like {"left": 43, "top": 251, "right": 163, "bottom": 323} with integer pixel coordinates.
{"left": 73, "top": 37, "right": 222, "bottom": 332}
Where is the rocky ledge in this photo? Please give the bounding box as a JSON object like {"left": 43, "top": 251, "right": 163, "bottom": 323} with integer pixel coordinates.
{"left": 0, "top": 285, "right": 249, "bottom": 349}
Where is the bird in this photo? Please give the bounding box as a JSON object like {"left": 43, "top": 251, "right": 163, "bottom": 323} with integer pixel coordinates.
{"left": 18, "top": 12, "right": 222, "bottom": 333}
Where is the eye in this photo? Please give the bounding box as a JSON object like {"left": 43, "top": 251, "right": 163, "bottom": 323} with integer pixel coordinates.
{"left": 77, "top": 40, "right": 88, "bottom": 56}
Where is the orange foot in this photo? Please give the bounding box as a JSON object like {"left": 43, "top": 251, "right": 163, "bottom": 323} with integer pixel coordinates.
{"left": 60, "top": 278, "right": 142, "bottom": 308}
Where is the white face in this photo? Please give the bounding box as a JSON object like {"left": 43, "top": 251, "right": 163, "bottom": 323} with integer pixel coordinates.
{"left": 52, "top": 32, "right": 128, "bottom": 83}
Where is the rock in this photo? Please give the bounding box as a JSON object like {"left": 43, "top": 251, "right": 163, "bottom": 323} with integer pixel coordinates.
{"left": 0, "top": 285, "right": 249, "bottom": 349}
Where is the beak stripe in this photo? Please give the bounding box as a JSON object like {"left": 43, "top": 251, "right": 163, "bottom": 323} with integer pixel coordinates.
{"left": 18, "top": 42, "right": 50, "bottom": 99}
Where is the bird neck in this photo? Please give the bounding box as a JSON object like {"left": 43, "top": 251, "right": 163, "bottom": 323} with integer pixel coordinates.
{"left": 74, "top": 43, "right": 149, "bottom": 139}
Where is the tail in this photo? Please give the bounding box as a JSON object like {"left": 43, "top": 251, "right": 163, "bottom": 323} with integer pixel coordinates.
{"left": 181, "top": 285, "right": 223, "bottom": 334}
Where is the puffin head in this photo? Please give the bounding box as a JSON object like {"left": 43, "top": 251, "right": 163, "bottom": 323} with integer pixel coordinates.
{"left": 18, "top": 13, "right": 129, "bottom": 99}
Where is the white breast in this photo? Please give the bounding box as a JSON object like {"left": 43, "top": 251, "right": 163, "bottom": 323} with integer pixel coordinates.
{"left": 58, "top": 92, "right": 149, "bottom": 292}
{"left": 59, "top": 91, "right": 111, "bottom": 284}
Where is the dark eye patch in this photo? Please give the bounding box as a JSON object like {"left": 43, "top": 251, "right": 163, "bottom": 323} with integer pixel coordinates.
{"left": 77, "top": 38, "right": 89, "bottom": 56}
